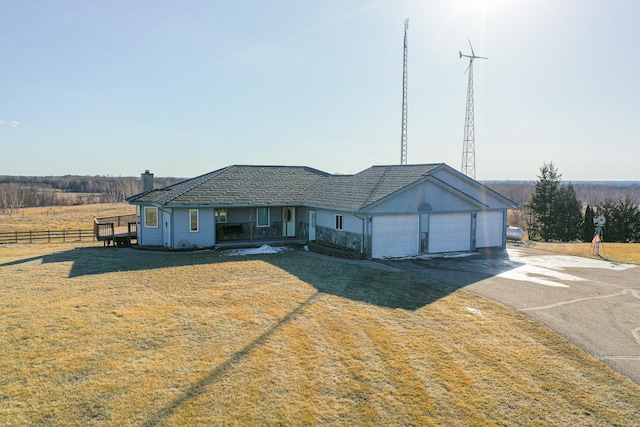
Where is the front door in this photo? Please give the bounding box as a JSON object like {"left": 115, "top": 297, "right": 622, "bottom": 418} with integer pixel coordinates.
{"left": 309, "top": 210, "right": 316, "bottom": 241}
{"left": 283, "top": 207, "right": 296, "bottom": 237}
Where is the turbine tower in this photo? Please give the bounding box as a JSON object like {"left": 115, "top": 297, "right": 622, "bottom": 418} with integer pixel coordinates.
{"left": 400, "top": 19, "right": 409, "bottom": 165}
{"left": 459, "top": 40, "right": 487, "bottom": 179}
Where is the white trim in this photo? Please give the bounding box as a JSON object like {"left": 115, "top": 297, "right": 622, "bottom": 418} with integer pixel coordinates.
{"left": 144, "top": 206, "right": 158, "bottom": 228}
{"left": 309, "top": 210, "right": 316, "bottom": 240}
{"left": 189, "top": 209, "right": 199, "bottom": 232}
{"left": 257, "top": 207, "right": 270, "bottom": 228}
{"left": 215, "top": 208, "right": 227, "bottom": 223}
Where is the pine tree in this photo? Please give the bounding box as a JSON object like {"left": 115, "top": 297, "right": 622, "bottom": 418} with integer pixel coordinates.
{"left": 554, "top": 184, "right": 582, "bottom": 241}
{"left": 529, "top": 162, "right": 561, "bottom": 241}
{"left": 611, "top": 196, "right": 640, "bottom": 242}
{"left": 582, "top": 205, "right": 594, "bottom": 242}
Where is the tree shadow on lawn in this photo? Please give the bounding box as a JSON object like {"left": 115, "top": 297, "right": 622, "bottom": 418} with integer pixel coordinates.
{"left": 1, "top": 246, "right": 523, "bottom": 426}
{"left": 1, "top": 246, "right": 521, "bottom": 311}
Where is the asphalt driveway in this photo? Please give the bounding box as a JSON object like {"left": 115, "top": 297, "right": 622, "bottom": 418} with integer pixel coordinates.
{"left": 379, "top": 246, "right": 640, "bottom": 386}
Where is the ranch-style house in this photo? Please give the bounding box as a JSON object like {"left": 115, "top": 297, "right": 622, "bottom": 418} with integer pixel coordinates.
{"left": 126, "top": 164, "right": 517, "bottom": 258}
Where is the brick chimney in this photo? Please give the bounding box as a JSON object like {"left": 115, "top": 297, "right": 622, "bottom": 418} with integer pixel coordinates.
{"left": 142, "top": 170, "right": 154, "bottom": 192}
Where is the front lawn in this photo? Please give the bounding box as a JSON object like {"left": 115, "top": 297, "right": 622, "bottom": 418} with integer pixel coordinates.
{"left": 1, "top": 243, "right": 639, "bottom": 426}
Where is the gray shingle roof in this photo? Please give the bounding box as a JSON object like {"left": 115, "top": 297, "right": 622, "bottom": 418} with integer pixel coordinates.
{"left": 304, "top": 164, "right": 442, "bottom": 210}
{"left": 127, "top": 165, "right": 330, "bottom": 207}
{"left": 127, "top": 164, "right": 444, "bottom": 210}
{"left": 126, "top": 163, "right": 517, "bottom": 211}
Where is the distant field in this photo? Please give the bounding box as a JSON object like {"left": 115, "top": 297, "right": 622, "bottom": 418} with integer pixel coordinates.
{"left": 1, "top": 244, "right": 639, "bottom": 426}
{"left": 0, "top": 203, "right": 135, "bottom": 232}
{"left": 531, "top": 242, "right": 640, "bottom": 264}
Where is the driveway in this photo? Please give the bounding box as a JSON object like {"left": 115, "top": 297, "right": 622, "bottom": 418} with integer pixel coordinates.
{"left": 379, "top": 246, "right": 640, "bottom": 386}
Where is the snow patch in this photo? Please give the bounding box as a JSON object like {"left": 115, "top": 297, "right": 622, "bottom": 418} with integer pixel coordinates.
{"left": 498, "top": 248, "right": 636, "bottom": 288}
{"left": 466, "top": 307, "right": 483, "bottom": 316}
{"left": 222, "top": 245, "right": 289, "bottom": 256}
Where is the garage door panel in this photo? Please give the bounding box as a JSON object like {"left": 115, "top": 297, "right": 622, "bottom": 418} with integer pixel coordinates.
{"left": 372, "top": 215, "right": 419, "bottom": 258}
{"left": 476, "top": 211, "right": 504, "bottom": 248}
{"left": 429, "top": 213, "right": 471, "bottom": 253}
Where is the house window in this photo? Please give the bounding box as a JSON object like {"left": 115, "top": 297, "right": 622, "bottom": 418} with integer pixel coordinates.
{"left": 189, "top": 209, "right": 199, "bottom": 232}
{"left": 215, "top": 208, "right": 227, "bottom": 223}
{"left": 257, "top": 207, "right": 270, "bottom": 227}
{"left": 144, "top": 207, "right": 158, "bottom": 228}
{"left": 335, "top": 214, "right": 343, "bottom": 230}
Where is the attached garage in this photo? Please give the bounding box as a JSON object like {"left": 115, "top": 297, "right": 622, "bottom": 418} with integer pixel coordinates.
{"left": 428, "top": 213, "right": 472, "bottom": 253}
{"left": 372, "top": 215, "right": 419, "bottom": 258}
{"left": 476, "top": 211, "right": 504, "bottom": 248}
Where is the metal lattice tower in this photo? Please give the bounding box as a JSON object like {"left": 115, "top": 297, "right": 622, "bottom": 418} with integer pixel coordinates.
{"left": 459, "top": 40, "right": 487, "bottom": 179}
{"left": 400, "top": 19, "right": 409, "bottom": 165}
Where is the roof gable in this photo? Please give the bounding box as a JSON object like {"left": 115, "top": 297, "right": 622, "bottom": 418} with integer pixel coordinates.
{"left": 304, "top": 164, "right": 442, "bottom": 210}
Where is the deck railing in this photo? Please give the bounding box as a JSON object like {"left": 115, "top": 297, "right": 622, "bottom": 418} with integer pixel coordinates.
{"left": 93, "top": 214, "right": 138, "bottom": 246}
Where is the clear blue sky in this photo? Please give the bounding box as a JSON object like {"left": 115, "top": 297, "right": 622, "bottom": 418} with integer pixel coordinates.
{"left": 2, "top": 0, "right": 639, "bottom": 180}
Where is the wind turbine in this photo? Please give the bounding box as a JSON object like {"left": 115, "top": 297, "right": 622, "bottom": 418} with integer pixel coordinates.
{"left": 459, "top": 40, "right": 487, "bottom": 179}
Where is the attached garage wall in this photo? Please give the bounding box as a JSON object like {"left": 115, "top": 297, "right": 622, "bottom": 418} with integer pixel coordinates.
{"left": 428, "top": 213, "right": 471, "bottom": 253}
{"left": 476, "top": 211, "right": 504, "bottom": 248}
{"left": 372, "top": 215, "right": 419, "bottom": 258}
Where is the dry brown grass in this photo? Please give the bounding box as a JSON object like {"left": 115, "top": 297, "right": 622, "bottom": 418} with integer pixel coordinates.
{"left": 1, "top": 243, "right": 639, "bottom": 426}
{"left": 0, "top": 203, "right": 135, "bottom": 232}
{"left": 531, "top": 242, "right": 640, "bottom": 264}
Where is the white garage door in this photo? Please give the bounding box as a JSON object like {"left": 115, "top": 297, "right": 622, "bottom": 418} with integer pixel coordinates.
{"left": 428, "top": 213, "right": 471, "bottom": 253}
{"left": 476, "top": 211, "right": 504, "bottom": 248}
{"left": 372, "top": 215, "right": 419, "bottom": 258}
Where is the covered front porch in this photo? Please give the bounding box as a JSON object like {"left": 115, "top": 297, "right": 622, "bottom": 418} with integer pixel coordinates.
{"left": 215, "top": 206, "right": 311, "bottom": 243}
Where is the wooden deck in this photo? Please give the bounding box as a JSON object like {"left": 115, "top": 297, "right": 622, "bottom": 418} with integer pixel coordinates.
{"left": 93, "top": 214, "right": 137, "bottom": 247}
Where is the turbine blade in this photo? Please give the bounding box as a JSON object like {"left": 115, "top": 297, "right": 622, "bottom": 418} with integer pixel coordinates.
{"left": 468, "top": 39, "right": 475, "bottom": 57}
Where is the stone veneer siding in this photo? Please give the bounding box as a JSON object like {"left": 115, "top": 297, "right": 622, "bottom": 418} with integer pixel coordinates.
{"left": 315, "top": 225, "right": 363, "bottom": 252}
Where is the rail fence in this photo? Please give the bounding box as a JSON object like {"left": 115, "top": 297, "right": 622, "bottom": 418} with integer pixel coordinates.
{"left": 0, "top": 229, "right": 95, "bottom": 244}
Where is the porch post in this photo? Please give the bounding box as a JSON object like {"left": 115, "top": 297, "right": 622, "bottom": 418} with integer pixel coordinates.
{"left": 249, "top": 208, "right": 254, "bottom": 244}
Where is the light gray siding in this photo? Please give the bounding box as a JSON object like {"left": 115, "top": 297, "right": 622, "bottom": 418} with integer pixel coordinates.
{"left": 316, "top": 209, "right": 362, "bottom": 234}
{"left": 433, "top": 169, "right": 507, "bottom": 209}
{"left": 368, "top": 181, "right": 477, "bottom": 214}
{"left": 139, "top": 205, "right": 162, "bottom": 246}
{"left": 172, "top": 208, "right": 216, "bottom": 248}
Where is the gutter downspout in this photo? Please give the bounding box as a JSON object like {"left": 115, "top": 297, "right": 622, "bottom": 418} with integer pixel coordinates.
{"left": 354, "top": 213, "right": 367, "bottom": 256}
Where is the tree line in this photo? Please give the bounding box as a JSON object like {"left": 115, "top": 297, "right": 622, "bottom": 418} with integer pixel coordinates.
{"left": 485, "top": 180, "right": 640, "bottom": 207}
{"left": 524, "top": 162, "right": 640, "bottom": 243}
{"left": 0, "top": 175, "right": 181, "bottom": 213}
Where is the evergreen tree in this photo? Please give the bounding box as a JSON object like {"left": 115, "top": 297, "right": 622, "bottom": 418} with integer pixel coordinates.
{"left": 597, "top": 201, "right": 615, "bottom": 242}
{"left": 611, "top": 196, "right": 640, "bottom": 242}
{"left": 554, "top": 184, "right": 582, "bottom": 241}
{"left": 529, "top": 162, "right": 561, "bottom": 241}
{"left": 582, "top": 205, "right": 595, "bottom": 242}
{"left": 581, "top": 205, "right": 595, "bottom": 242}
